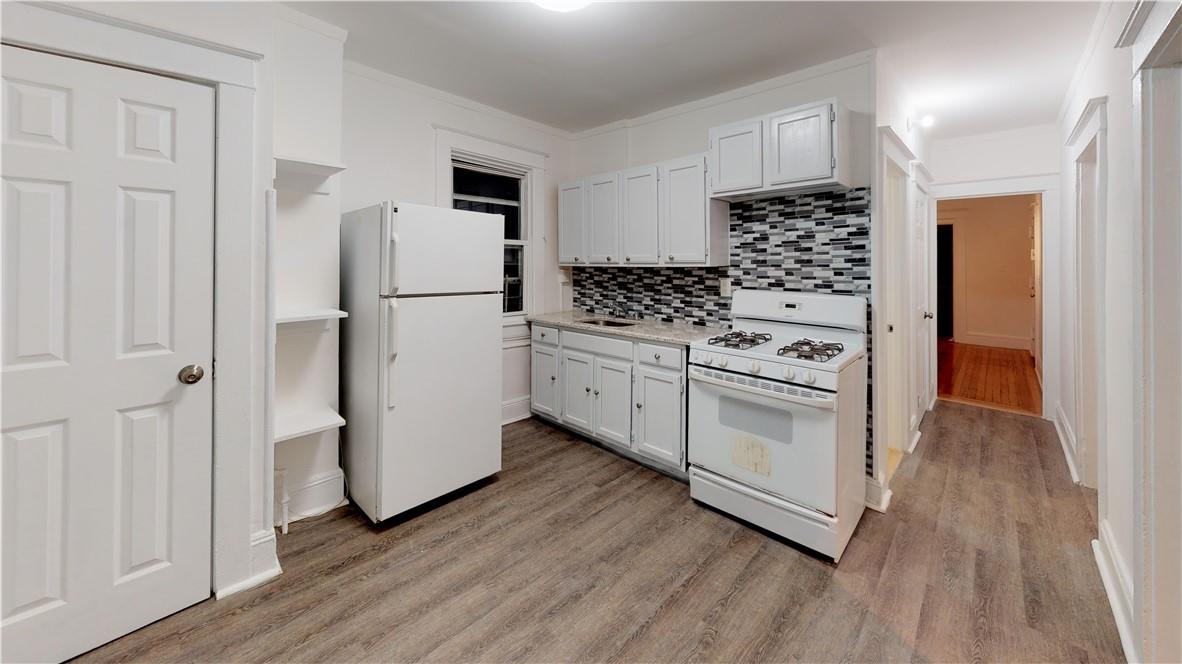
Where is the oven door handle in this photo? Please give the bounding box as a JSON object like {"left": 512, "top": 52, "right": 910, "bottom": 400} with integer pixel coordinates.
{"left": 690, "top": 370, "right": 836, "bottom": 411}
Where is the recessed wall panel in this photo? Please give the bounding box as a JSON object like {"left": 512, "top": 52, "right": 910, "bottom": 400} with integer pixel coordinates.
{"left": 114, "top": 404, "right": 172, "bottom": 582}
{"left": 2, "top": 78, "right": 71, "bottom": 150}
{"left": 116, "top": 188, "right": 174, "bottom": 357}
{"left": 118, "top": 100, "right": 175, "bottom": 162}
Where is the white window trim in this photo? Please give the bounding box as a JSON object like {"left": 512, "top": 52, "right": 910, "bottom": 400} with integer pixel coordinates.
{"left": 434, "top": 128, "right": 547, "bottom": 327}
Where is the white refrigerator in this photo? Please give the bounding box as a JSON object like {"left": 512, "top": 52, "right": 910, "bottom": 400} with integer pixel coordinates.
{"left": 341, "top": 201, "right": 503, "bottom": 523}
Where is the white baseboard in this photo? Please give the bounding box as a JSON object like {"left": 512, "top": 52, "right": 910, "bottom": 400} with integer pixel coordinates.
{"left": 955, "top": 332, "right": 1032, "bottom": 351}
{"left": 1053, "top": 402, "right": 1082, "bottom": 485}
{"left": 502, "top": 396, "right": 531, "bottom": 425}
{"left": 214, "top": 530, "right": 282, "bottom": 599}
{"left": 907, "top": 429, "right": 921, "bottom": 454}
{"left": 279, "top": 468, "right": 345, "bottom": 525}
{"left": 1093, "top": 523, "right": 1138, "bottom": 662}
{"left": 865, "top": 476, "right": 892, "bottom": 513}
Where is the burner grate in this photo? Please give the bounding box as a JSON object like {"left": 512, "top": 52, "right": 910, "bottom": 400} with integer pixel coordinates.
{"left": 706, "top": 330, "right": 773, "bottom": 350}
{"left": 777, "top": 338, "right": 845, "bottom": 362}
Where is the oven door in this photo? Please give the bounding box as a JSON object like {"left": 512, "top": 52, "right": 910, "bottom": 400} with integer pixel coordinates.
{"left": 688, "top": 366, "right": 838, "bottom": 515}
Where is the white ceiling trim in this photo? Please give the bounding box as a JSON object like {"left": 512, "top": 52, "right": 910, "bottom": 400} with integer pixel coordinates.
{"left": 343, "top": 60, "right": 575, "bottom": 142}
{"left": 570, "top": 49, "right": 876, "bottom": 141}
{"left": 275, "top": 4, "right": 349, "bottom": 42}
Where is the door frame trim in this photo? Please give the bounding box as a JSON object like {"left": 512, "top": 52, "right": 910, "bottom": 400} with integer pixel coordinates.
{"left": 2, "top": 3, "right": 280, "bottom": 597}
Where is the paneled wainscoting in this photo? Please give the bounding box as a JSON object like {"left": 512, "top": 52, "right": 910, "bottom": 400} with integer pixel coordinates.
{"left": 80, "top": 403, "right": 1121, "bottom": 663}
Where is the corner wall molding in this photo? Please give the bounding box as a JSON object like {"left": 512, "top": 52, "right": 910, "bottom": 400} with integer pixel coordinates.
{"left": 1115, "top": 0, "right": 1154, "bottom": 47}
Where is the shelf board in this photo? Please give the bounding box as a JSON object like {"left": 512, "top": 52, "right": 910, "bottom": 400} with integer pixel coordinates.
{"left": 274, "top": 406, "right": 345, "bottom": 443}
{"left": 276, "top": 308, "right": 348, "bottom": 325}
{"left": 274, "top": 155, "right": 346, "bottom": 195}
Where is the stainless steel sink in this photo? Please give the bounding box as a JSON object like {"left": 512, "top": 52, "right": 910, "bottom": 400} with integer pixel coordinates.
{"left": 577, "top": 318, "right": 636, "bottom": 327}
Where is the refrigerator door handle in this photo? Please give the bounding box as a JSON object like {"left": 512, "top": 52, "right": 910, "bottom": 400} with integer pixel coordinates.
{"left": 386, "top": 299, "right": 399, "bottom": 360}
{"left": 387, "top": 232, "right": 401, "bottom": 295}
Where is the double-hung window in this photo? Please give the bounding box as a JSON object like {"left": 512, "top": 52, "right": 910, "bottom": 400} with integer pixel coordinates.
{"left": 451, "top": 164, "right": 525, "bottom": 316}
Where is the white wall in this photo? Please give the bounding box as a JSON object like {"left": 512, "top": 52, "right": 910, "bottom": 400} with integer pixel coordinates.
{"left": 1058, "top": 1, "right": 1140, "bottom": 652}
{"left": 928, "top": 124, "right": 1061, "bottom": 183}
{"left": 937, "top": 195, "right": 1038, "bottom": 351}
{"left": 569, "top": 51, "right": 875, "bottom": 180}
{"left": 339, "top": 61, "right": 573, "bottom": 424}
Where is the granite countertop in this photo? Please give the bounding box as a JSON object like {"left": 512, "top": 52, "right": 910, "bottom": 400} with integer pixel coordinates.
{"left": 527, "top": 310, "right": 725, "bottom": 346}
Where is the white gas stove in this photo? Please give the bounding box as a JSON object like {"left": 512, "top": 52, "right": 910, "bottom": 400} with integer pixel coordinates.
{"left": 687, "top": 289, "right": 868, "bottom": 562}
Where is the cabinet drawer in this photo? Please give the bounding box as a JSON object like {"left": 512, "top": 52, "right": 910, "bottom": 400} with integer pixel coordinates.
{"left": 562, "top": 331, "right": 633, "bottom": 361}
{"left": 531, "top": 325, "right": 559, "bottom": 345}
{"left": 637, "top": 343, "right": 682, "bottom": 370}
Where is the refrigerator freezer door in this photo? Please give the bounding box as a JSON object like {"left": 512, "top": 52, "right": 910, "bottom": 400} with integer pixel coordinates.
{"left": 378, "top": 293, "right": 502, "bottom": 519}
{"left": 383, "top": 201, "right": 503, "bottom": 296}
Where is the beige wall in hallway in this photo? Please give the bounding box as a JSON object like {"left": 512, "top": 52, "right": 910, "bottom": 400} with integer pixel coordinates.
{"left": 937, "top": 194, "right": 1039, "bottom": 351}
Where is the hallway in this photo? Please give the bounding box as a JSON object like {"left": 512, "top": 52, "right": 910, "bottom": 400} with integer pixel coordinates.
{"left": 939, "top": 339, "right": 1043, "bottom": 414}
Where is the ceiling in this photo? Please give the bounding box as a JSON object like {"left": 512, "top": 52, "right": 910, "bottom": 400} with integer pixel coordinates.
{"left": 292, "top": 1, "right": 1101, "bottom": 139}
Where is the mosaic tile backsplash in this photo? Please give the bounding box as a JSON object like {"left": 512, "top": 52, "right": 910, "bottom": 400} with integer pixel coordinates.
{"left": 571, "top": 186, "right": 874, "bottom": 472}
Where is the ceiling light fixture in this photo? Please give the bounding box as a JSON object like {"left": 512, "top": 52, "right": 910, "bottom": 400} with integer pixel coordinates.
{"left": 533, "top": 0, "right": 590, "bottom": 11}
{"left": 920, "top": 114, "right": 935, "bottom": 128}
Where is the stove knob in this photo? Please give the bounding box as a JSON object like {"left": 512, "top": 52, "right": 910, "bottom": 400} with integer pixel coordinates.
{"left": 804, "top": 370, "right": 816, "bottom": 385}
{"left": 782, "top": 367, "right": 796, "bottom": 381}
{"left": 703, "top": 354, "right": 714, "bottom": 365}
{"left": 749, "top": 360, "right": 761, "bottom": 374}
{"left": 717, "top": 356, "right": 729, "bottom": 368}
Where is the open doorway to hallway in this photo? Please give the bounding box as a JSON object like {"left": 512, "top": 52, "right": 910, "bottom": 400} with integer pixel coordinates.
{"left": 935, "top": 194, "right": 1042, "bottom": 415}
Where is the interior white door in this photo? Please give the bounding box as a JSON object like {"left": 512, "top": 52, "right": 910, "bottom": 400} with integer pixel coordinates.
{"left": 766, "top": 103, "right": 833, "bottom": 185}
{"left": 619, "top": 165, "right": 659, "bottom": 265}
{"left": 558, "top": 180, "right": 586, "bottom": 264}
{"left": 913, "top": 188, "right": 932, "bottom": 427}
{"left": 660, "top": 154, "right": 707, "bottom": 264}
{"left": 587, "top": 172, "right": 620, "bottom": 264}
{"left": 592, "top": 357, "right": 632, "bottom": 447}
{"left": 381, "top": 293, "right": 502, "bottom": 519}
{"left": 1, "top": 45, "right": 215, "bottom": 663}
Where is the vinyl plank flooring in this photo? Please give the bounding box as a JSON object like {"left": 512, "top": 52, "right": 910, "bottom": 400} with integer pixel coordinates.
{"left": 77, "top": 407, "right": 1124, "bottom": 664}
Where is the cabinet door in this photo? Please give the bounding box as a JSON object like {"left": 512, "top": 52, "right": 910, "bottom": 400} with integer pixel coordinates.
{"left": 530, "top": 344, "right": 560, "bottom": 418}
{"left": 708, "top": 119, "right": 763, "bottom": 193}
{"left": 766, "top": 102, "right": 833, "bottom": 185}
{"left": 586, "top": 172, "right": 620, "bottom": 264}
{"left": 593, "top": 357, "right": 633, "bottom": 447}
{"left": 558, "top": 180, "right": 587, "bottom": 264}
{"left": 619, "top": 165, "right": 659, "bottom": 265}
{"left": 660, "top": 154, "right": 707, "bottom": 264}
{"left": 560, "top": 349, "right": 594, "bottom": 432}
{"left": 633, "top": 367, "right": 683, "bottom": 468}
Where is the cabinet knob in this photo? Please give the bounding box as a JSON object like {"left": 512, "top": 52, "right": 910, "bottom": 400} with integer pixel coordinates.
{"left": 574, "top": 256, "right": 581, "bottom": 262}
{"left": 654, "top": 353, "right": 661, "bottom": 361}
{"left": 668, "top": 255, "right": 675, "bottom": 261}
{"left": 625, "top": 256, "right": 631, "bottom": 262}
{"left": 540, "top": 331, "right": 546, "bottom": 338}
{"left": 636, "top": 403, "right": 643, "bottom": 409}
{"left": 594, "top": 389, "right": 600, "bottom": 396}
{"left": 550, "top": 375, "right": 556, "bottom": 381}
{"left": 606, "top": 256, "right": 613, "bottom": 262}
{"left": 585, "top": 386, "right": 591, "bottom": 393}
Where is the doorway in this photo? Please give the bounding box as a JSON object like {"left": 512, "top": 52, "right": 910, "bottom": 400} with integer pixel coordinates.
{"left": 934, "top": 194, "right": 1042, "bottom": 415}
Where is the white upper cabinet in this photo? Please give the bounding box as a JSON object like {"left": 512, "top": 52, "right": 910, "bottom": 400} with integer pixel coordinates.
{"left": 558, "top": 180, "right": 587, "bottom": 265}
{"left": 708, "top": 119, "right": 763, "bottom": 194}
{"left": 767, "top": 102, "right": 833, "bottom": 185}
{"left": 660, "top": 154, "right": 708, "bottom": 264}
{"left": 708, "top": 98, "right": 856, "bottom": 200}
{"left": 586, "top": 172, "right": 621, "bottom": 264}
{"left": 619, "top": 166, "right": 660, "bottom": 265}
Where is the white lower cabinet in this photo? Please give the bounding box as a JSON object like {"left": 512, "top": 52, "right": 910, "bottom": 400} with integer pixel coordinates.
{"left": 531, "top": 328, "right": 686, "bottom": 472}
{"left": 633, "top": 366, "right": 684, "bottom": 466}
{"left": 560, "top": 349, "right": 594, "bottom": 433}
{"left": 530, "top": 343, "right": 560, "bottom": 418}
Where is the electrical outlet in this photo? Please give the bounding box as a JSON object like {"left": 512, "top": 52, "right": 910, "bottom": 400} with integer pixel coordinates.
{"left": 719, "top": 277, "right": 732, "bottom": 297}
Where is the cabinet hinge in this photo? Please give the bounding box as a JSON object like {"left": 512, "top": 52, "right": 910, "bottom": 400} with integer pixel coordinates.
{"left": 831, "top": 156, "right": 837, "bottom": 169}
{"left": 680, "top": 376, "right": 684, "bottom": 394}
{"left": 831, "top": 110, "right": 836, "bottom": 122}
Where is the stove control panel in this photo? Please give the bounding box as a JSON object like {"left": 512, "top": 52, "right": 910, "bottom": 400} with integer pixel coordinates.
{"left": 690, "top": 348, "right": 841, "bottom": 391}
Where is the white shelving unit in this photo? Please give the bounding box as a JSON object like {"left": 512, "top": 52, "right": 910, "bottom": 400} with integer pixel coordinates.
{"left": 269, "top": 154, "right": 347, "bottom": 533}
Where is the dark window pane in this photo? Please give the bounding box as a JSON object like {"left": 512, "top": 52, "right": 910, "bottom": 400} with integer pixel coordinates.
{"left": 503, "top": 246, "right": 524, "bottom": 314}
{"left": 453, "top": 167, "right": 520, "bottom": 201}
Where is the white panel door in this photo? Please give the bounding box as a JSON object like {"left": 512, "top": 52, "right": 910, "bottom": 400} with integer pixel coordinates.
{"left": 558, "top": 180, "right": 586, "bottom": 264}
{"left": 634, "top": 367, "right": 683, "bottom": 467}
{"left": 592, "top": 357, "right": 632, "bottom": 448}
{"left": 766, "top": 103, "right": 833, "bottom": 185}
{"left": 381, "top": 293, "right": 502, "bottom": 519}
{"left": 586, "top": 172, "right": 620, "bottom": 264}
{"left": 530, "top": 343, "right": 559, "bottom": 418}
{"left": 660, "top": 154, "right": 708, "bottom": 264}
{"left": 1, "top": 45, "right": 214, "bottom": 663}
{"left": 913, "top": 189, "right": 932, "bottom": 428}
{"left": 708, "top": 119, "right": 762, "bottom": 194}
{"left": 560, "top": 349, "right": 593, "bottom": 433}
{"left": 386, "top": 202, "right": 502, "bottom": 296}
{"left": 619, "top": 165, "right": 659, "bottom": 265}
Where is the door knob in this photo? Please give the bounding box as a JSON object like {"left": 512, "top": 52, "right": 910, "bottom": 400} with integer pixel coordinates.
{"left": 178, "top": 364, "right": 205, "bottom": 385}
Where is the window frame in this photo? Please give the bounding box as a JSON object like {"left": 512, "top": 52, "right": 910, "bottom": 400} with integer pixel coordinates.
{"left": 451, "top": 161, "right": 529, "bottom": 318}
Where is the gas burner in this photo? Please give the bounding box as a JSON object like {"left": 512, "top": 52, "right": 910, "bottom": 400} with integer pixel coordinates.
{"left": 707, "top": 330, "right": 773, "bottom": 350}
{"left": 777, "top": 338, "right": 845, "bottom": 362}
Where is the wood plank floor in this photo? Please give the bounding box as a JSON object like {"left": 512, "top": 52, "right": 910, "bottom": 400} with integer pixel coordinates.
{"left": 939, "top": 339, "right": 1043, "bottom": 415}
{"left": 78, "top": 404, "right": 1122, "bottom": 663}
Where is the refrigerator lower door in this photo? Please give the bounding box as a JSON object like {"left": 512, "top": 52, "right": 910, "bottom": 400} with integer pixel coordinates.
{"left": 378, "top": 292, "right": 502, "bottom": 519}
{"left": 383, "top": 201, "right": 503, "bottom": 296}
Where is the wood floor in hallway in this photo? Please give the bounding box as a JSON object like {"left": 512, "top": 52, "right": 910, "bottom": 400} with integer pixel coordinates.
{"left": 78, "top": 405, "right": 1122, "bottom": 663}
{"left": 939, "top": 339, "right": 1043, "bottom": 414}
